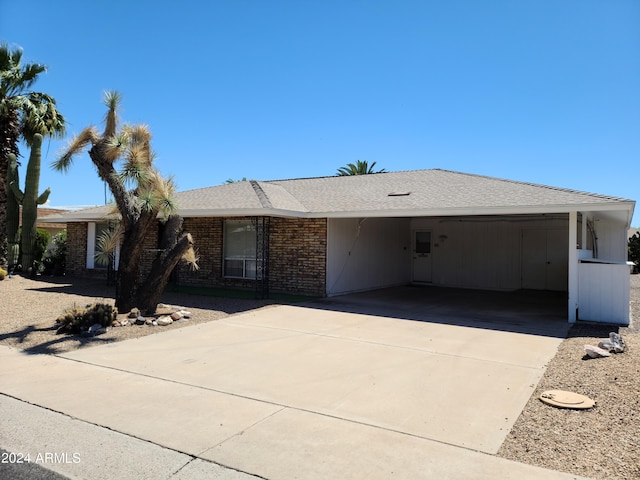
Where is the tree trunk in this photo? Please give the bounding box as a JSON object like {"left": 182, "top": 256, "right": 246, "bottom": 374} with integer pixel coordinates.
{"left": 114, "top": 210, "right": 157, "bottom": 313}
{"left": 136, "top": 215, "right": 193, "bottom": 315}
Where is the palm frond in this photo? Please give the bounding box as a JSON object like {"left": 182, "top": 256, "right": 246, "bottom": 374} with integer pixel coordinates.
{"left": 104, "top": 132, "right": 128, "bottom": 162}
{"left": 94, "top": 223, "right": 123, "bottom": 267}
{"left": 103, "top": 91, "right": 121, "bottom": 137}
{"left": 182, "top": 243, "right": 200, "bottom": 271}
{"left": 52, "top": 127, "right": 99, "bottom": 172}
{"left": 136, "top": 187, "right": 160, "bottom": 212}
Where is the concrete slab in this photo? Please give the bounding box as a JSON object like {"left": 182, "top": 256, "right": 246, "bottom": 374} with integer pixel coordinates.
{"left": 0, "top": 394, "right": 262, "bottom": 480}
{"left": 0, "top": 290, "right": 584, "bottom": 479}
{"left": 203, "top": 408, "right": 588, "bottom": 480}
{"left": 60, "top": 304, "right": 562, "bottom": 453}
{"left": 0, "top": 347, "right": 283, "bottom": 455}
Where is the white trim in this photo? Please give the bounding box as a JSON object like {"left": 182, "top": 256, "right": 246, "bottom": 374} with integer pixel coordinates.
{"left": 568, "top": 211, "right": 578, "bottom": 323}
{"left": 86, "top": 223, "right": 96, "bottom": 269}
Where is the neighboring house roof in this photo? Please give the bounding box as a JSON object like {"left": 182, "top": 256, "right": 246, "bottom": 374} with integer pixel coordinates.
{"left": 39, "top": 169, "right": 636, "bottom": 225}
{"left": 25, "top": 207, "right": 69, "bottom": 230}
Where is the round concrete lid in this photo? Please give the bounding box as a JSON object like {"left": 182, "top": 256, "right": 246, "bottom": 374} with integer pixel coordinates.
{"left": 540, "top": 390, "right": 595, "bottom": 409}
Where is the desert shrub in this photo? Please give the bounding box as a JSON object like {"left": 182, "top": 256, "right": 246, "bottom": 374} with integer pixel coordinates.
{"left": 16, "top": 227, "right": 51, "bottom": 273}
{"left": 56, "top": 303, "right": 118, "bottom": 334}
{"left": 43, "top": 230, "right": 67, "bottom": 275}
{"left": 0, "top": 268, "right": 6, "bottom": 280}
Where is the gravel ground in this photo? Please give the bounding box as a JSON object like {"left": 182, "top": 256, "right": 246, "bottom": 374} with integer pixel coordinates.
{"left": 0, "top": 274, "right": 276, "bottom": 354}
{"left": 1, "top": 273, "right": 638, "bottom": 479}
{"left": 498, "top": 274, "right": 640, "bottom": 480}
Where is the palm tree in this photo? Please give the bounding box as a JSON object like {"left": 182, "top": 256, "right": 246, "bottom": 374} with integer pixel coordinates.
{"left": 53, "top": 91, "right": 198, "bottom": 314}
{"left": 336, "top": 160, "right": 386, "bottom": 176}
{"left": 225, "top": 177, "right": 247, "bottom": 183}
{"left": 0, "top": 43, "right": 66, "bottom": 267}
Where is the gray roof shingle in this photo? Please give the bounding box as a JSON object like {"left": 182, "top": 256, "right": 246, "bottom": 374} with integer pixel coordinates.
{"left": 40, "top": 168, "right": 635, "bottom": 222}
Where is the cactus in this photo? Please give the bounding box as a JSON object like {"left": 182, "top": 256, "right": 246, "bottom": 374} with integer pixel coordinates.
{"left": 6, "top": 154, "right": 21, "bottom": 271}
{"left": 9, "top": 133, "right": 51, "bottom": 274}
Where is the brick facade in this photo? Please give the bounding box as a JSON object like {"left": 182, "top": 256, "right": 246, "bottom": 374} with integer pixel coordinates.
{"left": 66, "top": 216, "right": 328, "bottom": 296}
{"left": 66, "top": 223, "right": 89, "bottom": 276}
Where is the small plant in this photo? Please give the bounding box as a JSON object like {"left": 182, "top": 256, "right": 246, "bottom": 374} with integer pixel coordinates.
{"left": 0, "top": 268, "right": 7, "bottom": 280}
{"left": 56, "top": 302, "right": 118, "bottom": 334}
{"left": 43, "top": 230, "right": 67, "bottom": 275}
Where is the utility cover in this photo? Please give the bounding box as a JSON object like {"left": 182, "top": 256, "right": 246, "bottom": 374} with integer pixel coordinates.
{"left": 539, "top": 390, "right": 595, "bottom": 409}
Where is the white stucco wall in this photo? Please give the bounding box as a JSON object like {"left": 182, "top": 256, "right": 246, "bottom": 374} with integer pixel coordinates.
{"left": 411, "top": 217, "right": 569, "bottom": 291}
{"left": 591, "top": 216, "right": 629, "bottom": 261}
{"left": 326, "top": 217, "right": 411, "bottom": 295}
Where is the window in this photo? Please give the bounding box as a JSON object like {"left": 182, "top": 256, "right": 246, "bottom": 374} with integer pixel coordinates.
{"left": 86, "top": 222, "right": 119, "bottom": 270}
{"left": 224, "top": 220, "right": 256, "bottom": 279}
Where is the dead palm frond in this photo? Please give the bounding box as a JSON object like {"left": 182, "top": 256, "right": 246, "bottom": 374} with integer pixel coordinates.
{"left": 52, "top": 126, "right": 99, "bottom": 171}
{"left": 182, "top": 240, "right": 199, "bottom": 270}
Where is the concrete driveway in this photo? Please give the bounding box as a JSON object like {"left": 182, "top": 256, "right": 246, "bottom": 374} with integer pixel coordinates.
{"left": 0, "top": 290, "right": 586, "bottom": 479}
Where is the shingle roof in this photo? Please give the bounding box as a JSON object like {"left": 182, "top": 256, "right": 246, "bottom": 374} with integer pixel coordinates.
{"left": 40, "top": 168, "right": 635, "bottom": 223}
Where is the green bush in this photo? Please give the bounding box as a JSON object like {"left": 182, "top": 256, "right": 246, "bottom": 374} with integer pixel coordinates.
{"left": 16, "top": 227, "right": 51, "bottom": 274}
{"left": 43, "top": 230, "right": 67, "bottom": 275}
{"left": 629, "top": 231, "right": 640, "bottom": 265}
{"left": 56, "top": 303, "right": 118, "bottom": 335}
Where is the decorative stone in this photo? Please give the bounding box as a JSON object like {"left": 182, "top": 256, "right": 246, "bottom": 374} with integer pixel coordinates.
{"left": 152, "top": 320, "right": 158, "bottom": 326}
{"left": 87, "top": 323, "right": 108, "bottom": 335}
{"left": 112, "top": 320, "right": 121, "bottom": 327}
{"left": 145, "top": 318, "right": 154, "bottom": 325}
{"left": 135, "top": 316, "right": 146, "bottom": 325}
{"left": 179, "top": 310, "right": 192, "bottom": 318}
{"left": 584, "top": 344, "right": 611, "bottom": 358}
{"left": 128, "top": 308, "right": 141, "bottom": 319}
{"left": 170, "top": 311, "right": 183, "bottom": 321}
{"left": 156, "top": 315, "right": 173, "bottom": 326}
{"left": 120, "top": 319, "right": 129, "bottom": 327}
{"left": 609, "top": 332, "right": 625, "bottom": 353}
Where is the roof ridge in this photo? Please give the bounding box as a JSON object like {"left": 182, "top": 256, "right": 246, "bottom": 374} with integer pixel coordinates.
{"left": 249, "top": 180, "right": 273, "bottom": 208}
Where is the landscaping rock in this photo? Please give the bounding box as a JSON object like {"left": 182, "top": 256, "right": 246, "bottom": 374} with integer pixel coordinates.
{"left": 134, "top": 316, "right": 146, "bottom": 325}
{"left": 171, "top": 311, "right": 183, "bottom": 321}
{"left": 584, "top": 344, "right": 611, "bottom": 358}
{"left": 128, "top": 308, "right": 141, "bottom": 319}
{"left": 156, "top": 315, "right": 173, "bottom": 326}
{"left": 87, "top": 323, "right": 108, "bottom": 336}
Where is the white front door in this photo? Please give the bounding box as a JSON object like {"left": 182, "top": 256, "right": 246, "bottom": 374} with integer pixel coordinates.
{"left": 412, "top": 231, "right": 432, "bottom": 283}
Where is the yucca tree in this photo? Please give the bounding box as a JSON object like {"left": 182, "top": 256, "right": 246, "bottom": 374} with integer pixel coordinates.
{"left": 0, "top": 43, "right": 66, "bottom": 267}
{"left": 53, "top": 91, "right": 198, "bottom": 314}
{"left": 336, "top": 160, "right": 386, "bottom": 176}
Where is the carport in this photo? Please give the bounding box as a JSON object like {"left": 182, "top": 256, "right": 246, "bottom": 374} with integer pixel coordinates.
{"left": 326, "top": 205, "right": 634, "bottom": 325}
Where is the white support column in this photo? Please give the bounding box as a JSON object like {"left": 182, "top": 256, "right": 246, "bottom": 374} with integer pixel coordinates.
{"left": 568, "top": 211, "right": 578, "bottom": 323}
{"left": 581, "top": 212, "right": 588, "bottom": 249}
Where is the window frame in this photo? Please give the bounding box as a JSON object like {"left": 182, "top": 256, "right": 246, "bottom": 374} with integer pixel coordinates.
{"left": 223, "top": 219, "right": 257, "bottom": 280}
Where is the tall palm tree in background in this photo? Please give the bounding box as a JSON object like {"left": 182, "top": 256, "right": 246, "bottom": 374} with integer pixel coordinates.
{"left": 336, "top": 160, "right": 386, "bottom": 176}
{"left": 0, "top": 43, "right": 66, "bottom": 267}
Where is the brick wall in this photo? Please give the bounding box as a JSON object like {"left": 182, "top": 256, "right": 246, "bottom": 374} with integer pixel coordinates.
{"left": 66, "top": 216, "right": 328, "bottom": 296}
{"left": 66, "top": 222, "right": 88, "bottom": 276}
{"left": 269, "top": 217, "right": 326, "bottom": 295}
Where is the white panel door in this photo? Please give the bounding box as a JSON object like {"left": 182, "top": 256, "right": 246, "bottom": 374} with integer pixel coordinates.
{"left": 521, "top": 229, "right": 568, "bottom": 291}
{"left": 412, "top": 231, "right": 432, "bottom": 283}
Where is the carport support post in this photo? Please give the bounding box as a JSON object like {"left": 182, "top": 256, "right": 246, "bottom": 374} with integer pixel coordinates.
{"left": 568, "top": 211, "right": 578, "bottom": 323}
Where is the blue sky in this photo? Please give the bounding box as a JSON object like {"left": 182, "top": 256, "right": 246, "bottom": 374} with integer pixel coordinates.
{"left": 2, "top": 1, "right": 639, "bottom": 225}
